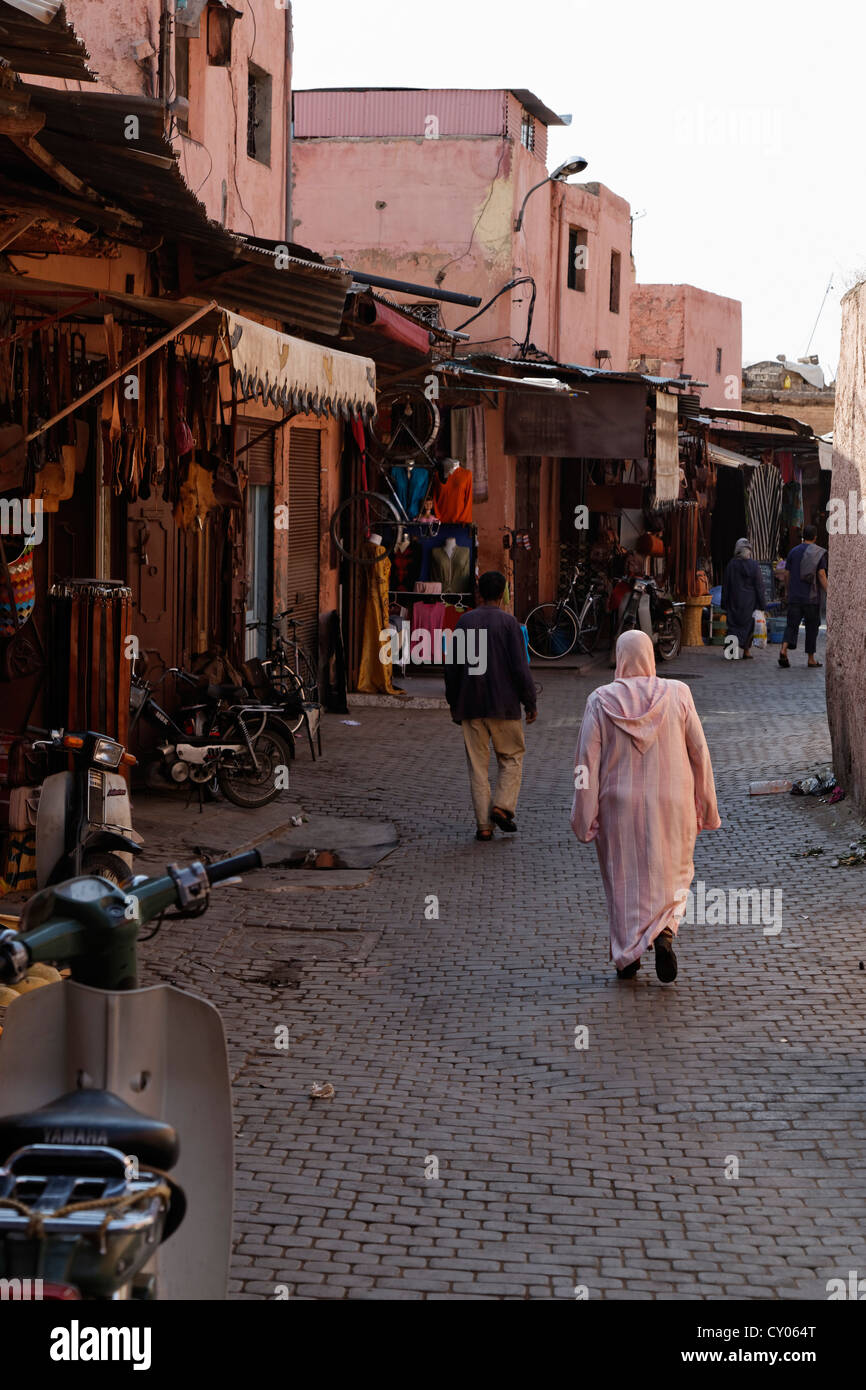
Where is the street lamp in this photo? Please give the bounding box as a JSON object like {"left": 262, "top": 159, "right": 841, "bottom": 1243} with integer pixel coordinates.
{"left": 514, "top": 156, "right": 588, "bottom": 231}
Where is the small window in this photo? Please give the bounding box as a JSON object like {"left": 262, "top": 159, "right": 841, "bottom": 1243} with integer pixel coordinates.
{"left": 567, "top": 227, "right": 588, "bottom": 292}
{"left": 207, "top": 4, "right": 233, "bottom": 67}
{"left": 716, "top": 347, "right": 723, "bottom": 374}
{"left": 175, "top": 34, "right": 190, "bottom": 133}
{"left": 247, "top": 64, "right": 272, "bottom": 163}
{"left": 520, "top": 112, "right": 535, "bottom": 151}
{"left": 609, "top": 250, "right": 621, "bottom": 315}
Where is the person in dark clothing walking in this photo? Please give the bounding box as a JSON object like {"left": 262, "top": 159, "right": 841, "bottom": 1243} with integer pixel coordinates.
{"left": 779, "top": 524, "right": 828, "bottom": 669}
{"left": 721, "top": 537, "right": 766, "bottom": 659}
{"left": 444, "top": 571, "right": 537, "bottom": 841}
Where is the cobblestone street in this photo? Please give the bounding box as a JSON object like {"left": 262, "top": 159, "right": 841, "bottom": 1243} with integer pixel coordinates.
{"left": 139, "top": 635, "right": 866, "bottom": 1301}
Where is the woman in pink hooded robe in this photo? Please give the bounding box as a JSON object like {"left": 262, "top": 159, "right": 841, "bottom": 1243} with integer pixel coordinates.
{"left": 570, "top": 630, "right": 721, "bottom": 982}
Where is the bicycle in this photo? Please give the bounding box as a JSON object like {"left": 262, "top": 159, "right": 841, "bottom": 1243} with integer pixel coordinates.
{"left": 525, "top": 564, "right": 609, "bottom": 659}
{"left": 330, "top": 384, "right": 441, "bottom": 565}
{"left": 245, "top": 609, "right": 317, "bottom": 736}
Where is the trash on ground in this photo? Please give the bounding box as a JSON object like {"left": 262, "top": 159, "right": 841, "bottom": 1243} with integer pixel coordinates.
{"left": 309, "top": 1081, "right": 335, "bottom": 1100}
{"left": 791, "top": 770, "right": 837, "bottom": 797}
{"left": 341, "top": 720, "right": 361, "bottom": 726}
{"left": 749, "top": 779, "right": 793, "bottom": 795}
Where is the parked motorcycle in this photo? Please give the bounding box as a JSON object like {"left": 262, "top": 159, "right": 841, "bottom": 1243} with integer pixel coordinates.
{"left": 610, "top": 573, "right": 683, "bottom": 661}
{"left": 0, "top": 849, "right": 261, "bottom": 1299}
{"left": 29, "top": 729, "right": 142, "bottom": 890}
{"left": 129, "top": 664, "right": 295, "bottom": 809}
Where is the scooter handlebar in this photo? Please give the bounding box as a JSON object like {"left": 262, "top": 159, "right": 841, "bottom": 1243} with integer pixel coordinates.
{"left": 204, "top": 850, "right": 262, "bottom": 884}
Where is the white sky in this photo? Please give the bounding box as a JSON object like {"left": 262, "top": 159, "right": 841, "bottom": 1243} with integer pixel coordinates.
{"left": 293, "top": 0, "right": 865, "bottom": 382}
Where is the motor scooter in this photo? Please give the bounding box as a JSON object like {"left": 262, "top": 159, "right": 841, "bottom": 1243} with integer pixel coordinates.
{"left": 0, "top": 849, "right": 261, "bottom": 1299}
{"left": 610, "top": 573, "right": 684, "bottom": 661}
{"left": 31, "top": 729, "right": 142, "bottom": 890}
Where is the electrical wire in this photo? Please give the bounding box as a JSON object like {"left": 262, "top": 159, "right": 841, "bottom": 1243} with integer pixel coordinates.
{"left": 804, "top": 273, "right": 834, "bottom": 357}
{"left": 435, "top": 140, "right": 509, "bottom": 287}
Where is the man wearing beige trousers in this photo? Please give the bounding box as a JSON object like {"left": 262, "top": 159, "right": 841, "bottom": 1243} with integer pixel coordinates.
{"left": 444, "top": 571, "right": 538, "bottom": 842}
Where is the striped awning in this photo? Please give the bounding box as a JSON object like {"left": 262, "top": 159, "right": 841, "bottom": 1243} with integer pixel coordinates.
{"left": 225, "top": 311, "right": 376, "bottom": 421}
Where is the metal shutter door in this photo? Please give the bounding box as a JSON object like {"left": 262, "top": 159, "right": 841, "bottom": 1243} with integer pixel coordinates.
{"left": 286, "top": 426, "right": 321, "bottom": 670}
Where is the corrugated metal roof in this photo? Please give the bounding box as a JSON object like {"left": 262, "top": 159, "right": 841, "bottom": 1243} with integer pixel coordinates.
{"left": 293, "top": 87, "right": 563, "bottom": 138}
{"left": 456, "top": 352, "right": 687, "bottom": 390}
{"left": 3, "top": 85, "right": 353, "bottom": 337}
{"left": 0, "top": 0, "right": 95, "bottom": 80}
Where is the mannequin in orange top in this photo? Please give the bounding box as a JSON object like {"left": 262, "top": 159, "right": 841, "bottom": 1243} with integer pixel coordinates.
{"left": 433, "top": 458, "right": 473, "bottom": 523}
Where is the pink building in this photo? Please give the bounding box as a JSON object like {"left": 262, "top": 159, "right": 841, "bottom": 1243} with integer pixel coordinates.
{"left": 58, "top": 0, "right": 291, "bottom": 240}
{"left": 629, "top": 284, "right": 742, "bottom": 409}
{"left": 291, "top": 88, "right": 635, "bottom": 368}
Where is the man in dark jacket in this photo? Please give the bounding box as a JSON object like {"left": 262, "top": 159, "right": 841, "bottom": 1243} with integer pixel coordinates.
{"left": 444, "top": 571, "right": 537, "bottom": 841}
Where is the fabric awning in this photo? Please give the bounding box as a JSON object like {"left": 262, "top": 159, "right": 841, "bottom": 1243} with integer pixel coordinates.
{"left": 707, "top": 443, "right": 759, "bottom": 470}
{"left": 225, "top": 310, "right": 376, "bottom": 420}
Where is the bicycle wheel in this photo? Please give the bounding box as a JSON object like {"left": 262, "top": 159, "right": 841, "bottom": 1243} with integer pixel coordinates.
{"left": 575, "top": 595, "right": 604, "bottom": 654}
{"left": 368, "top": 387, "right": 440, "bottom": 461}
{"left": 525, "top": 603, "right": 578, "bottom": 659}
{"left": 330, "top": 491, "right": 403, "bottom": 565}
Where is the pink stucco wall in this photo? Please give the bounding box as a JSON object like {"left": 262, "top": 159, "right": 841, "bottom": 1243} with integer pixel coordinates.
{"left": 629, "top": 284, "right": 742, "bottom": 408}
{"left": 291, "top": 123, "right": 634, "bottom": 368}
{"left": 827, "top": 282, "right": 866, "bottom": 811}
{"left": 53, "top": 0, "right": 290, "bottom": 241}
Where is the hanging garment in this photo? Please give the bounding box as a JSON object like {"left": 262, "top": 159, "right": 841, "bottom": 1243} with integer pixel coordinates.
{"left": 389, "top": 539, "right": 422, "bottom": 591}
{"left": 433, "top": 466, "right": 473, "bottom": 523}
{"left": 0, "top": 544, "right": 35, "bottom": 636}
{"left": 746, "top": 463, "right": 782, "bottom": 563}
{"left": 430, "top": 543, "right": 471, "bottom": 594}
{"left": 781, "top": 479, "right": 804, "bottom": 533}
{"left": 391, "top": 464, "right": 431, "bottom": 520}
{"left": 450, "top": 407, "right": 488, "bottom": 501}
{"left": 357, "top": 544, "right": 400, "bottom": 694}
{"left": 411, "top": 600, "right": 447, "bottom": 641}
{"left": 570, "top": 631, "right": 721, "bottom": 971}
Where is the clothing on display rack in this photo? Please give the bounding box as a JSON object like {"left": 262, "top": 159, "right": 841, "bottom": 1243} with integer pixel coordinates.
{"left": 430, "top": 541, "right": 471, "bottom": 595}
{"left": 412, "top": 600, "right": 447, "bottom": 640}
{"left": 389, "top": 537, "right": 422, "bottom": 590}
{"left": 450, "top": 408, "right": 488, "bottom": 501}
{"left": 357, "top": 543, "right": 400, "bottom": 695}
{"left": 433, "top": 464, "right": 473, "bottom": 523}
{"left": 781, "top": 478, "right": 804, "bottom": 534}
{"left": 391, "top": 464, "right": 431, "bottom": 520}
{"left": 747, "top": 462, "right": 783, "bottom": 563}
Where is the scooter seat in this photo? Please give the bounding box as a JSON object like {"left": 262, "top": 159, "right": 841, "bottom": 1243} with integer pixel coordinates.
{"left": 0, "top": 1089, "right": 179, "bottom": 1170}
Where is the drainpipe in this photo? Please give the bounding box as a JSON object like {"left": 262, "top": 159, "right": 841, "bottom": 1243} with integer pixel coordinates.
{"left": 284, "top": 2, "right": 293, "bottom": 242}
{"left": 158, "top": 0, "right": 174, "bottom": 118}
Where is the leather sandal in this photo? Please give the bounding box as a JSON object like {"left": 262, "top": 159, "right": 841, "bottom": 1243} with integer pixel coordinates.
{"left": 778, "top": 654, "right": 790, "bottom": 668}
{"left": 475, "top": 828, "right": 493, "bottom": 842}
{"left": 490, "top": 806, "right": 517, "bottom": 833}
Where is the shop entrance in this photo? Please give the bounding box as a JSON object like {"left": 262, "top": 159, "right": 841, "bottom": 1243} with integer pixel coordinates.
{"left": 513, "top": 456, "right": 540, "bottom": 618}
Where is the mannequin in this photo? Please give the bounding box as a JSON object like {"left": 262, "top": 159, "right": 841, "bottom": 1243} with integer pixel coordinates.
{"left": 444, "top": 537, "right": 457, "bottom": 558}
{"left": 369, "top": 532, "right": 382, "bottom": 547}
{"left": 394, "top": 533, "right": 410, "bottom": 553}
{"left": 431, "top": 533, "right": 471, "bottom": 594}
{"left": 433, "top": 457, "right": 472, "bottom": 523}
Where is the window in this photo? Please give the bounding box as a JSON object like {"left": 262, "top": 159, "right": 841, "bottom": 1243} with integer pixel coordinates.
{"left": 609, "top": 250, "right": 621, "bottom": 315}
{"left": 716, "top": 347, "right": 723, "bottom": 374}
{"left": 567, "top": 227, "right": 588, "bottom": 292}
{"left": 520, "top": 112, "right": 535, "bottom": 151}
{"left": 174, "top": 34, "right": 190, "bottom": 133}
{"left": 247, "top": 64, "right": 273, "bottom": 163}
